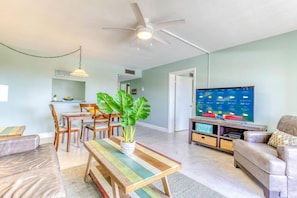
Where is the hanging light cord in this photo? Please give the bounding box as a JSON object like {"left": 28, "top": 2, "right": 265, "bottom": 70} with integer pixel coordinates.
{"left": 0, "top": 42, "right": 80, "bottom": 58}
{"left": 79, "top": 46, "right": 82, "bottom": 67}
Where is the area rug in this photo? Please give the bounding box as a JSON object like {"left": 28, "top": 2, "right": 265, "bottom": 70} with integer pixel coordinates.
{"left": 61, "top": 165, "right": 226, "bottom": 198}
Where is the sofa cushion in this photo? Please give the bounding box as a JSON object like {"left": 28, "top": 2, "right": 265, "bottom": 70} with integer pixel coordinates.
{"left": 267, "top": 129, "right": 297, "bottom": 148}
{"left": 0, "top": 143, "right": 60, "bottom": 178}
{"left": 0, "top": 166, "right": 66, "bottom": 198}
{"left": 233, "top": 139, "right": 286, "bottom": 175}
{"left": 0, "top": 135, "right": 40, "bottom": 157}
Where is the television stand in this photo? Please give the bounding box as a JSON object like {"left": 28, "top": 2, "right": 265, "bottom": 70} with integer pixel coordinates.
{"left": 189, "top": 117, "right": 267, "bottom": 154}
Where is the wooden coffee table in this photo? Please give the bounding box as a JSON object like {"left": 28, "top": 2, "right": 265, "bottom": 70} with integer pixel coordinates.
{"left": 84, "top": 137, "right": 181, "bottom": 198}
{"left": 0, "top": 126, "right": 25, "bottom": 138}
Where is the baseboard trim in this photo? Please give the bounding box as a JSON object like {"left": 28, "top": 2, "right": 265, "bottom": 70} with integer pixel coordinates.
{"left": 38, "top": 132, "right": 54, "bottom": 139}
{"left": 38, "top": 123, "right": 169, "bottom": 140}
{"left": 137, "top": 121, "right": 169, "bottom": 133}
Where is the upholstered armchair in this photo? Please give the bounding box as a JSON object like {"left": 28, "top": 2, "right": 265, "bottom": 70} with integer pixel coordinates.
{"left": 233, "top": 115, "right": 297, "bottom": 198}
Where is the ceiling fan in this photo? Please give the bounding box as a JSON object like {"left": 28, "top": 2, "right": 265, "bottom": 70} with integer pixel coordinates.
{"left": 102, "top": 2, "right": 185, "bottom": 45}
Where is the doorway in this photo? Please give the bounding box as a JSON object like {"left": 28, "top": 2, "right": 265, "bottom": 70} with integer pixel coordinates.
{"left": 168, "top": 68, "right": 196, "bottom": 133}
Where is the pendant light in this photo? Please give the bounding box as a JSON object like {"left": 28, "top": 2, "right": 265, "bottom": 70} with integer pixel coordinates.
{"left": 71, "top": 46, "right": 88, "bottom": 77}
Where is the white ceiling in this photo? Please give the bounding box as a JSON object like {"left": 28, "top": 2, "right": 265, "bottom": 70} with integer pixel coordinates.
{"left": 1, "top": 0, "right": 297, "bottom": 70}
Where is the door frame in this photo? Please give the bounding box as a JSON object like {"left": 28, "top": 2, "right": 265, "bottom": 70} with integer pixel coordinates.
{"left": 168, "top": 68, "right": 196, "bottom": 133}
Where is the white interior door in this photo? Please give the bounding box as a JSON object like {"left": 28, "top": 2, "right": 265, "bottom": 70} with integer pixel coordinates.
{"left": 175, "top": 75, "right": 193, "bottom": 131}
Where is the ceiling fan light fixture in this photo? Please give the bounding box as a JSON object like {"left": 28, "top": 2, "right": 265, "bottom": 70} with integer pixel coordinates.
{"left": 137, "top": 28, "right": 152, "bottom": 40}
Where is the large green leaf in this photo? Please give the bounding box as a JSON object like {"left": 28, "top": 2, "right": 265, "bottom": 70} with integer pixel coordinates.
{"left": 113, "top": 90, "right": 133, "bottom": 115}
{"left": 132, "top": 97, "right": 150, "bottom": 120}
{"left": 97, "top": 92, "right": 118, "bottom": 114}
{"left": 121, "top": 108, "right": 135, "bottom": 127}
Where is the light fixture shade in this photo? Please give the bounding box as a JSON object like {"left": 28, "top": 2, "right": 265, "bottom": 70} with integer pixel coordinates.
{"left": 71, "top": 46, "right": 88, "bottom": 77}
{"left": 137, "top": 28, "right": 153, "bottom": 40}
{"left": 70, "top": 68, "right": 88, "bottom": 77}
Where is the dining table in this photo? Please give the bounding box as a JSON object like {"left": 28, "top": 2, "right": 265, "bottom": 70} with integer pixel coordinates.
{"left": 61, "top": 112, "right": 120, "bottom": 152}
{"left": 61, "top": 112, "right": 93, "bottom": 152}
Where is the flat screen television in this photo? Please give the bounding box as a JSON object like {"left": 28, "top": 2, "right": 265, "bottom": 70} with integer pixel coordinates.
{"left": 196, "top": 86, "right": 254, "bottom": 122}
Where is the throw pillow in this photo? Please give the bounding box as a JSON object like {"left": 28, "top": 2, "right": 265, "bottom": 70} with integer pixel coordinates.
{"left": 267, "top": 129, "right": 297, "bottom": 147}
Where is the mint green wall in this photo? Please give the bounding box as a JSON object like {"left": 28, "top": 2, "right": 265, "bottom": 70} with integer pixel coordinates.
{"left": 209, "top": 31, "right": 297, "bottom": 130}
{"left": 125, "top": 54, "right": 209, "bottom": 128}
{"left": 127, "top": 30, "right": 297, "bottom": 131}
{"left": 0, "top": 46, "right": 123, "bottom": 135}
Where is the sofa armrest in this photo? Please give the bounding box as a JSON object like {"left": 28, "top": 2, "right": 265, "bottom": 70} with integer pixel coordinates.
{"left": 244, "top": 131, "right": 272, "bottom": 143}
{"left": 0, "top": 135, "right": 40, "bottom": 157}
{"left": 277, "top": 145, "right": 297, "bottom": 176}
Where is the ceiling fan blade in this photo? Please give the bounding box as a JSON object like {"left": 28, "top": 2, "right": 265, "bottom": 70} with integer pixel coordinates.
{"left": 102, "top": 26, "right": 136, "bottom": 31}
{"left": 152, "top": 34, "right": 170, "bottom": 45}
{"left": 130, "top": 3, "right": 146, "bottom": 27}
{"left": 153, "top": 19, "right": 185, "bottom": 31}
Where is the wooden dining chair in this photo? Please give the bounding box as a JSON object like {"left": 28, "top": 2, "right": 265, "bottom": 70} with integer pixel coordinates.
{"left": 80, "top": 103, "right": 98, "bottom": 113}
{"left": 79, "top": 103, "right": 98, "bottom": 131}
{"left": 109, "top": 113, "right": 122, "bottom": 137}
{"left": 83, "top": 107, "right": 110, "bottom": 140}
{"left": 79, "top": 103, "right": 97, "bottom": 141}
{"left": 49, "top": 104, "right": 81, "bottom": 151}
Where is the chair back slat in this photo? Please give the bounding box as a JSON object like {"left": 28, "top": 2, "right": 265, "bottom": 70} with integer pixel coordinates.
{"left": 80, "top": 103, "right": 97, "bottom": 114}
{"left": 49, "top": 104, "right": 61, "bottom": 132}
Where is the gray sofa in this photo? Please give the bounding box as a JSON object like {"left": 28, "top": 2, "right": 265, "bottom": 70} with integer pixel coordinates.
{"left": 0, "top": 135, "right": 66, "bottom": 198}
{"left": 233, "top": 115, "right": 297, "bottom": 198}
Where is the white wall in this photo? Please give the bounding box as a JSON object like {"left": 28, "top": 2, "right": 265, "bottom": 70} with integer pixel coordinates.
{"left": 0, "top": 46, "right": 124, "bottom": 135}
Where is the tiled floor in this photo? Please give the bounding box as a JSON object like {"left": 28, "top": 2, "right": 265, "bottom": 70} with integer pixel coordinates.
{"left": 43, "top": 125, "right": 264, "bottom": 198}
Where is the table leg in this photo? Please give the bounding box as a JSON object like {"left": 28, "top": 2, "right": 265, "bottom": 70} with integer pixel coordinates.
{"left": 111, "top": 177, "right": 120, "bottom": 198}
{"left": 108, "top": 127, "right": 112, "bottom": 138}
{"left": 84, "top": 153, "right": 93, "bottom": 182}
{"left": 161, "top": 176, "right": 172, "bottom": 197}
{"left": 67, "top": 117, "right": 71, "bottom": 152}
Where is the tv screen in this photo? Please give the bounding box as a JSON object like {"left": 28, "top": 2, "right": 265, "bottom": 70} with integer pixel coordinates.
{"left": 196, "top": 86, "right": 254, "bottom": 122}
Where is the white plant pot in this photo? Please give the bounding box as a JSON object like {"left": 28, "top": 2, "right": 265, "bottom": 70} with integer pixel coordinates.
{"left": 120, "top": 140, "right": 136, "bottom": 155}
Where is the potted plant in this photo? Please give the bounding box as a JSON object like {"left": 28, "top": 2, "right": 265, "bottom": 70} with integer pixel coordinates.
{"left": 53, "top": 94, "right": 57, "bottom": 101}
{"left": 97, "top": 90, "right": 150, "bottom": 154}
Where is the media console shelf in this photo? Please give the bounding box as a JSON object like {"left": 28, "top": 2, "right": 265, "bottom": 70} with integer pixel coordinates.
{"left": 189, "top": 116, "right": 267, "bottom": 154}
